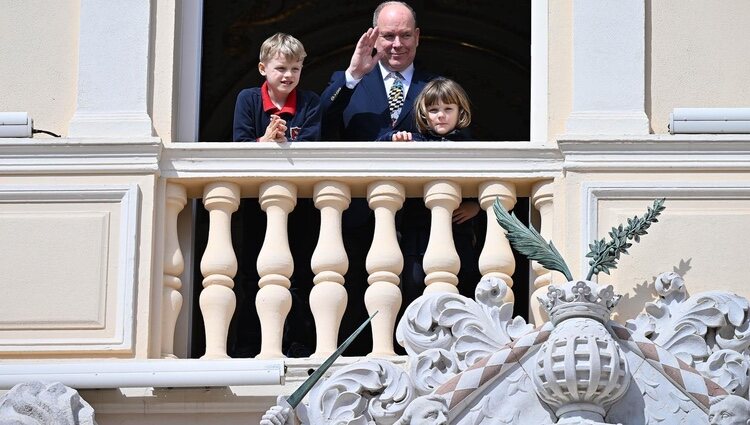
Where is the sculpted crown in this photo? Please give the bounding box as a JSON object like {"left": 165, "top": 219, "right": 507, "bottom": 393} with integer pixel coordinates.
{"left": 540, "top": 280, "right": 621, "bottom": 324}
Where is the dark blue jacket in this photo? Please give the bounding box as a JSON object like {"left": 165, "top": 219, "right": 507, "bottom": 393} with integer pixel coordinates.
{"left": 377, "top": 128, "right": 473, "bottom": 141}
{"left": 320, "top": 67, "right": 434, "bottom": 141}
{"left": 233, "top": 87, "right": 321, "bottom": 142}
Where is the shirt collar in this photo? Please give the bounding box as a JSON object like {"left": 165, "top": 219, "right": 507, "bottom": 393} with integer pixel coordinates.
{"left": 261, "top": 81, "right": 297, "bottom": 116}
{"left": 379, "top": 62, "right": 415, "bottom": 82}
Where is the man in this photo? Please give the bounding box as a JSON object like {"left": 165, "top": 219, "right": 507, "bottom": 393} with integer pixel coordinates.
{"left": 320, "top": 1, "right": 432, "bottom": 140}
{"left": 319, "top": 2, "right": 434, "bottom": 355}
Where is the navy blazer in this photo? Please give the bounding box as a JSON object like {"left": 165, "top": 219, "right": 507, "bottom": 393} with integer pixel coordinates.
{"left": 320, "top": 67, "right": 434, "bottom": 141}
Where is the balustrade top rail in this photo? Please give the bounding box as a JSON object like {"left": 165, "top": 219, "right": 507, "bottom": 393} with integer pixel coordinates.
{"left": 160, "top": 141, "right": 563, "bottom": 197}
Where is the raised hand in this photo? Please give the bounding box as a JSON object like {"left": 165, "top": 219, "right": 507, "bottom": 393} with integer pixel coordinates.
{"left": 346, "top": 27, "right": 384, "bottom": 80}
{"left": 259, "top": 405, "right": 290, "bottom": 425}
{"left": 391, "top": 131, "right": 414, "bottom": 142}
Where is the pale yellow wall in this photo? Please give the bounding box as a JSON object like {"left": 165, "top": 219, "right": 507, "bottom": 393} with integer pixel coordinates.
{"left": 548, "top": 0, "right": 573, "bottom": 141}
{"left": 0, "top": 1, "right": 80, "bottom": 136}
{"left": 558, "top": 171, "right": 750, "bottom": 322}
{"left": 150, "top": 0, "right": 176, "bottom": 142}
{"left": 649, "top": 0, "right": 750, "bottom": 133}
{"left": 0, "top": 174, "right": 157, "bottom": 359}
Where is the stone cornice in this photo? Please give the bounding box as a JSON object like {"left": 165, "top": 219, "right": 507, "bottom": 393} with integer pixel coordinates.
{"left": 0, "top": 138, "right": 162, "bottom": 175}
{"left": 558, "top": 134, "right": 750, "bottom": 171}
{"left": 160, "top": 141, "right": 563, "bottom": 180}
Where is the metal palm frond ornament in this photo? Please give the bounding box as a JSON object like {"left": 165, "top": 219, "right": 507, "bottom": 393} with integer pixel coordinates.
{"left": 492, "top": 198, "right": 665, "bottom": 280}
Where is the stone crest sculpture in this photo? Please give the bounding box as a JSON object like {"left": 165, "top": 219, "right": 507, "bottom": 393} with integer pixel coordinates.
{"left": 262, "top": 199, "right": 750, "bottom": 424}
{"left": 0, "top": 381, "right": 97, "bottom": 425}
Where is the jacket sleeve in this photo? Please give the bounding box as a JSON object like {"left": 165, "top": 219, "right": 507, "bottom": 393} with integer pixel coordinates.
{"left": 295, "top": 92, "right": 321, "bottom": 141}
{"left": 319, "top": 71, "right": 355, "bottom": 140}
{"left": 232, "top": 90, "right": 258, "bottom": 142}
{"left": 376, "top": 130, "right": 395, "bottom": 141}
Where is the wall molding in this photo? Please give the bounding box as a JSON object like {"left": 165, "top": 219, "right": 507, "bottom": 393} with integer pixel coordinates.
{"left": 0, "top": 184, "right": 140, "bottom": 353}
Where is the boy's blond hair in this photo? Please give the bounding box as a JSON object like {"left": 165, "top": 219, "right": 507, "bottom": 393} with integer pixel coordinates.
{"left": 414, "top": 77, "right": 472, "bottom": 134}
{"left": 259, "top": 33, "right": 307, "bottom": 63}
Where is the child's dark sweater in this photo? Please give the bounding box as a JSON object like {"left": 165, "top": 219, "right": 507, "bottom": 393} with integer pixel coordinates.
{"left": 233, "top": 83, "right": 321, "bottom": 142}
{"left": 377, "top": 127, "right": 472, "bottom": 142}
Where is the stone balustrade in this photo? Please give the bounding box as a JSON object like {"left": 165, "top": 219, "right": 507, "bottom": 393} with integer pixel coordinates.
{"left": 158, "top": 142, "right": 562, "bottom": 359}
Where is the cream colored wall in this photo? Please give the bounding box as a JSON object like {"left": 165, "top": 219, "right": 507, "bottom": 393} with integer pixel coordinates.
{"left": 558, "top": 170, "right": 750, "bottom": 322}
{"left": 0, "top": 174, "right": 157, "bottom": 359}
{"left": 0, "top": 1, "right": 79, "bottom": 136}
{"left": 151, "top": 0, "right": 177, "bottom": 142}
{"left": 649, "top": 1, "right": 750, "bottom": 133}
{"left": 548, "top": 0, "right": 573, "bottom": 141}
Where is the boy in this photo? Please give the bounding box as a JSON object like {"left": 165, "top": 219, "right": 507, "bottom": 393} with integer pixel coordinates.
{"left": 230, "top": 33, "right": 319, "bottom": 358}
{"left": 233, "top": 33, "right": 320, "bottom": 142}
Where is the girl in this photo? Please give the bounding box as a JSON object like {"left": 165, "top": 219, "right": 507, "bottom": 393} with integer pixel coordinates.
{"left": 380, "top": 76, "right": 473, "bottom": 142}
{"left": 382, "top": 77, "right": 482, "bottom": 303}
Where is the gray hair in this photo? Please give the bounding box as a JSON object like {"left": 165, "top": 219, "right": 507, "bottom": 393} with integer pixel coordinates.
{"left": 372, "top": 1, "right": 417, "bottom": 27}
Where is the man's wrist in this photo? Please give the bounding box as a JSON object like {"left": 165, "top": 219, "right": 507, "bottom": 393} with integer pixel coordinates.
{"left": 344, "top": 69, "right": 363, "bottom": 89}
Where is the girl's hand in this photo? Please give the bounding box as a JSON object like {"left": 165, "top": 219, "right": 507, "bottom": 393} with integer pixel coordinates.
{"left": 453, "top": 201, "right": 480, "bottom": 224}
{"left": 391, "top": 131, "right": 413, "bottom": 142}
{"left": 259, "top": 115, "right": 288, "bottom": 142}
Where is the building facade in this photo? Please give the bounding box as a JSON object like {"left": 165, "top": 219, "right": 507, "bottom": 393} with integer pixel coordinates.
{"left": 1, "top": 1, "right": 750, "bottom": 423}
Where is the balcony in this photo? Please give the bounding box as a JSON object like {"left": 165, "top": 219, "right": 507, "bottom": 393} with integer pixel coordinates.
{"left": 159, "top": 141, "right": 562, "bottom": 360}
{"left": 0, "top": 138, "right": 562, "bottom": 420}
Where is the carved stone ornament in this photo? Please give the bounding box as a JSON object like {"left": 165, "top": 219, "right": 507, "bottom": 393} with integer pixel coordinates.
{"left": 0, "top": 381, "right": 97, "bottom": 425}
{"left": 626, "top": 272, "right": 750, "bottom": 397}
{"left": 263, "top": 273, "right": 750, "bottom": 424}
{"left": 300, "top": 359, "right": 416, "bottom": 425}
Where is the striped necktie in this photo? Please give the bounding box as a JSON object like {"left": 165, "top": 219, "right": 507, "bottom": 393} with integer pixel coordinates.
{"left": 387, "top": 72, "right": 404, "bottom": 126}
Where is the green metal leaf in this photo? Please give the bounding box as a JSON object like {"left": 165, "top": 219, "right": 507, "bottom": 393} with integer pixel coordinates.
{"left": 585, "top": 198, "right": 666, "bottom": 280}
{"left": 493, "top": 198, "right": 573, "bottom": 282}
{"left": 285, "top": 311, "right": 377, "bottom": 408}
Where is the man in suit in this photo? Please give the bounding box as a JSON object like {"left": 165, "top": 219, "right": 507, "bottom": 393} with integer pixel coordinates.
{"left": 319, "top": 2, "right": 434, "bottom": 355}
{"left": 320, "top": 1, "right": 432, "bottom": 140}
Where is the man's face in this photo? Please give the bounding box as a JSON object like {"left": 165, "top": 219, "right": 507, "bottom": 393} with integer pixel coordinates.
{"left": 258, "top": 54, "right": 302, "bottom": 97}
{"left": 376, "top": 4, "right": 419, "bottom": 72}
{"left": 709, "top": 397, "right": 750, "bottom": 425}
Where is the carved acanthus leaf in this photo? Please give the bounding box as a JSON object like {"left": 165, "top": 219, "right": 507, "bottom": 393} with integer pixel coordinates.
{"left": 696, "top": 349, "right": 750, "bottom": 396}
{"left": 396, "top": 278, "right": 533, "bottom": 395}
{"left": 303, "top": 360, "right": 415, "bottom": 425}
{"left": 626, "top": 272, "right": 750, "bottom": 367}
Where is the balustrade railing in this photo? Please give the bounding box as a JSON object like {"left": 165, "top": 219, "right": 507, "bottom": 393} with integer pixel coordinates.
{"left": 158, "top": 142, "right": 562, "bottom": 359}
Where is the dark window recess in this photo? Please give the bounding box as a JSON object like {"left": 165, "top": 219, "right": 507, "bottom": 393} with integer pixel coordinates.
{"left": 190, "top": 197, "right": 531, "bottom": 358}
{"left": 199, "top": 0, "right": 530, "bottom": 141}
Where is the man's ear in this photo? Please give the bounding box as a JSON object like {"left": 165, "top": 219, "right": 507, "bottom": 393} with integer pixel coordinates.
{"left": 414, "top": 27, "right": 420, "bottom": 46}
{"left": 258, "top": 62, "right": 266, "bottom": 76}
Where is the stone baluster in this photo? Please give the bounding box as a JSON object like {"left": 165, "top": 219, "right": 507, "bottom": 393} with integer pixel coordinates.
{"left": 478, "top": 181, "right": 517, "bottom": 303}
{"left": 422, "top": 180, "right": 461, "bottom": 294}
{"left": 310, "top": 181, "right": 351, "bottom": 358}
{"left": 161, "top": 183, "right": 187, "bottom": 359}
{"left": 365, "top": 181, "right": 404, "bottom": 357}
{"left": 199, "top": 182, "right": 240, "bottom": 359}
{"left": 530, "top": 180, "right": 556, "bottom": 324}
{"left": 255, "top": 181, "right": 296, "bottom": 359}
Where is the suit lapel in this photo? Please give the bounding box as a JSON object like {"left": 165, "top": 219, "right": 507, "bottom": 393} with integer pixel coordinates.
{"left": 360, "top": 69, "right": 388, "bottom": 113}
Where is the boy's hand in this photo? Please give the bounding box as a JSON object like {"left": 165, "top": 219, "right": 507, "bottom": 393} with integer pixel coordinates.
{"left": 391, "top": 131, "right": 413, "bottom": 142}
{"left": 347, "top": 27, "right": 384, "bottom": 80}
{"left": 258, "top": 115, "right": 288, "bottom": 143}
{"left": 453, "top": 201, "right": 480, "bottom": 224}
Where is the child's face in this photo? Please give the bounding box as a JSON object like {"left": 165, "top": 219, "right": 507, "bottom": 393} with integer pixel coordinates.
{"left": 427, "top": 102, "right": 460, "bottom": 135}
{"left": 258, "top": 54, "right": 303, "bottom": 97}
